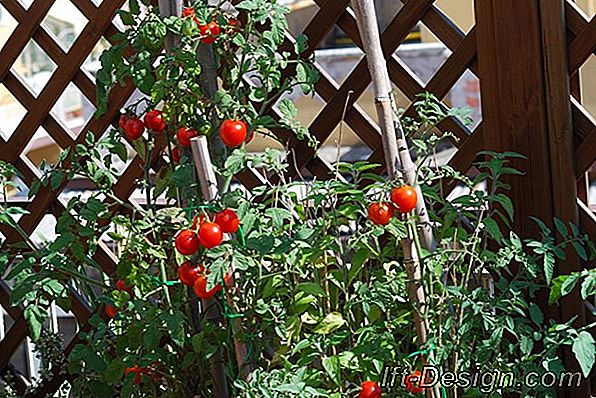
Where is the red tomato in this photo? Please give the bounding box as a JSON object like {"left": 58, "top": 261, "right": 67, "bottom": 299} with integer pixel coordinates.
{"left": 171, "top": 146, "right": 181, "bottom": 164}
{"left": 105, "top": 304, "right": 118, "bottom": 318}
{"left": 198, "top": 222, "right": 223, "bottom": 248}
{"left": 182, "top": 7, "right": 194, "bottom": 17}
{"left": 125, "top": 365, "right": 144, "bottom": 385}
{"left": 199, "top": 21, "right": 220, "bottom": 44}
{"left": 118, "top": 114, "right": 130, "bottom": 129}
{"left": 405, "top": 370, "right": 424, "bottom": 394}
{"left": 215, "top": 208, "right": 239, "bottom": 233}
{"left": 227, "top": 17, "right": 241, "bottom": 33}
{"left": 219, "top": 119, "right": 247, "bottom": 147}
{"left": 368, "top": 202, "right": 394, "bottom": 225}
{"left": 175, "top": 229, "right": 200, "bottom": 255}
{"left": 193, "top": 274, "right": 222, "bottom": 300}
{"left": 115, "top": 279, "right": 133, "bottom": 297}
{"left": 177, "top": 261, "right": 204, "bottom": 286}
{"left": 124, "top": 118, "right": 145, "bottom": 140}
{"left": 144, "top": 109, "right": 166, "bottom": 133}
{"left": 390, "top": 185, "right": 418, "bottom": 213}
{"left": 176, "top": 127, "right": 198, "bottom": 147}
{"left": 358, "top": 381, "right": 382, "bottom": 398}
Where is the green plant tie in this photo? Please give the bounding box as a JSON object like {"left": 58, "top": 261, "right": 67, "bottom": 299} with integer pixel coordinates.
{"left": 149, "top": 275, "right": 180, "bottom": 287}
{"left": 405, "top": 343, "right": 435, "bottom": 360}
{"left": 404, "top": 344, "right": 448, "bottom": 397}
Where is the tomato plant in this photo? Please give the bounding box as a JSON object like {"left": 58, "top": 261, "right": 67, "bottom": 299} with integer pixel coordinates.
{"left": 0, "top": 0, "right": 594, "bottom": 397}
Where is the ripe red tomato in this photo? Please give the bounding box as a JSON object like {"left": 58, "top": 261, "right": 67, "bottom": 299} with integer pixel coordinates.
{"left": 368, "top": 202, "right": 394, "bottom": 225}
{"left": 171, "top": 146, "right": 181, "bottom": 164}
{"left": 227, "top": 18, "right": 241, "bottom": 33}
{"left": 178, "top": 261, "right": 204, "bottom": 286}
{"left": 115, "top": 279, "right": 133, "bottom": 297}
{"left": 215, "top": 208, "right": 239, "bottom": 233}
{"left": 176, "top": 127, "right": 198, "bottom": 147}
{"left": 405, "top": 370, "right": 424, "bottom": 394}
{"left": 125, "top": 365, "right": 144, "bottom": 385}
{"left": 182, "top": 7, "right": 194, "bottom": 17}
{"left": 198, "top": 222, "right": 223, "bottom": 248}
{"left": 144, "top": 109, "right": 166, "bottom": 133}
{"left": 124, "top": 118, "right": 145, "bottom": 140}
{"left": 390, "top": 185, "right": 418, "bottom": 213}
{"left": 118, "top": 114, "right": 130, "bottom": 129}
{"left": 175, "top": 229, "right": 200, "bottom": 255}
{"left": 105, "top": 304, "right": 118, "bottom": 318}
{"left": 358, "top": 381, "right": 382, "bottom": 398}
{"left": 199, "top": 21, "right": 220, "bottom": 44}
{"left": 219, "top": 119, "right": 247, "bottom": 147}
{"left": 193, "top": 274, "right": 222, "bottom": 300}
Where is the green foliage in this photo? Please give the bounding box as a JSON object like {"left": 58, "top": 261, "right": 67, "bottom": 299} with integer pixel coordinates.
{"left": 0, "top": 1, "right": 594, "bottom": 397}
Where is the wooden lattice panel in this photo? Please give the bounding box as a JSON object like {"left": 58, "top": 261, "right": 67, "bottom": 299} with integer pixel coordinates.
{"left": 0, "top": 0, "right": 594, "bottom": 395}
{"left": 566, "top": 0, "right": 596, "bottom": 239}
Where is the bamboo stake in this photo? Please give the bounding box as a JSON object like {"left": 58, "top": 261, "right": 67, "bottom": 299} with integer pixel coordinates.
{"left": 350, "top": 3, "right": 436, "bottom": 252}
{"left": 190, "top": 137, "right": 230, "bottom": 398}
{"left": 194, "top": 31, "right": 252, "bottom": 379}
{"left": 350, "top": 2, "right": 438, "bottom": 397}
{"left": 158, "top": 1, "right": 230, "bottom": 396}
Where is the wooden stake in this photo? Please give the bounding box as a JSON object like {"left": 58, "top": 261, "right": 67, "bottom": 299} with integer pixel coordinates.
{"left": 158, "top": 1, "right": 230, "bottom": 396}
{"left": 190, "top": 137, "right": 231, "bottom": 398}
{"left": 349, "top": 2, "right": 436, "bottom": 252}
{"left": 350, "top": 2, "right": 438, "bottom": 397}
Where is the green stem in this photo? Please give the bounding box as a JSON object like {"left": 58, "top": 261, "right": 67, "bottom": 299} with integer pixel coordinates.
{"left": 159, "top": 260, "right": 172, "bottom": 307}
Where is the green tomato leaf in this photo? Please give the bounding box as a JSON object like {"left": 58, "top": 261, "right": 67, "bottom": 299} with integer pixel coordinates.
{"left": 104, "top": 358, "right": 126, "bottom": 384}
{"left": 572, "top": 331, "right": 595, "bottom": 377}
{"left": 313, "top": 312, "right": 345, "bottom": 335}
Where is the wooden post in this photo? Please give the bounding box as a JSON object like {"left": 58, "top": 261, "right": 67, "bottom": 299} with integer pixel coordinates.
{"left": 475, "top": 1, "right": 589, "bottom": 396}
{"left": 350, "top": 2, "right": 438, "bottom": 397}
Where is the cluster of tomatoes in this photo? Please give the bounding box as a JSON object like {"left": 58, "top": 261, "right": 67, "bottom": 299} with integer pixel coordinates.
{"left": 119, "top": 108, "right": 250, "bottom": 151}
{"left": 175, "top": 208, "right": 239, "bottom": 299}
{"left": 367, "top": 185, "right": 418, "bottom": 226}
{"left": 119, "top": 109, "right": 166, "bottom": 140}
{"left": 182, "top": 7, "right": 241, "bottom": 44}
{"left": 357, "top": 371, "right": 425, "bottom": 397}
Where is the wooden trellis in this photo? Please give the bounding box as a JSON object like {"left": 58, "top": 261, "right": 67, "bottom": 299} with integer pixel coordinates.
{"left": 0, "top": 0, "right": 594, "bottom": 396}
